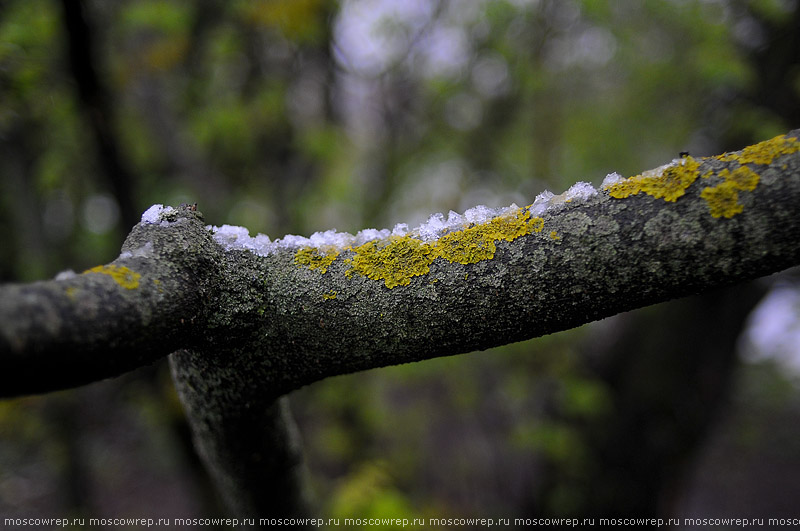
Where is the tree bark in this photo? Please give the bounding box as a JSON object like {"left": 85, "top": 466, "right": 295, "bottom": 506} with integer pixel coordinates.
{"left": 0, "top": 207, "right": 220, "bottom": 396}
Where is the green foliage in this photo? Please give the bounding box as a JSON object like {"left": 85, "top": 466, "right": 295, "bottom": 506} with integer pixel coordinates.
{"left": 237, "top": 0, "right": 330, "bottom": 44}
{"left": 328, "top": 462, "right": 417, "bottom": 529}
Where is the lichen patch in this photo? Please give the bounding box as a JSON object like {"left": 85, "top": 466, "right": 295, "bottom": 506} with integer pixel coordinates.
{"left": 299, "top": 206, "right": 545, "bottom": 288}
{"left": 83, "top": 265, "right": 141, "bottom": 290}
{"left": 699, "top": 134, "right": 799, "bottom": 217}
{"left": 294, "top": 246, "right": 340, "bottom": 273}
{"left": 606, "top": 133, "right": 800, "bottom": 219}
{"left": 700, "top": 183, "right": 743, "bottom": 219}
{"left": 715, "top": 133, "right": 800, "bottom": 165}
{"left": 347, "top": 236, "right": 435, "bottom": 289}
{"left": 606, "top": 156, "right": 701, "bottom": 202}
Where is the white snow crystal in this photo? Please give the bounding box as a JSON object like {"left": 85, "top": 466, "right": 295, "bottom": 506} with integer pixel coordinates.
{"left": 141, "top": 204, "right": 177, "bottom": 225}
{"left": 391, "top": 223, "right": 409, "bottom": 237}
{"left": 270, "top": 234, "right": 311, "bottom": 250}
{"left": 252, "top": 234, "right": 272, "bottom": 255}
{"left": 464, "top": 205, "right": 496, "bottom": 225}
{"left": 417, "top": 212, "right": 448, "bottom": 242}
{"left": 212, "top": 224, "right": 250, "bottom": 245}
{"left": 530, "top": 190, "right": 555, "bottom": 216}
{"left": 601, "top": 171, "right": 625, "bottom": 189}
{"left": 564, "top": 181, "right": 597, "bottom": 202}
{"left": 310, "top": 229, "right": 353, "bottom": 249}
{"left": 54, "top": 269, "right": 77, "bottom": 281}
{"left": 355, "top": 228, "right": 390, "bottom": 246}
{"left": 446, "top": 210, "right": 465, "bottom": 228}
{"left": 141, "top": 204, "right": 165, "bottom": 223}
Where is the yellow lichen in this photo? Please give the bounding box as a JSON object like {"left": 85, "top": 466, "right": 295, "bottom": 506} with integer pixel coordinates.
{"left": 358, "top": 208, "right": 542, "bottom": 287}
{"left": 700, "top": 182, "right": 743, "bottom": 218}
{"left": 296, "top": 206, "right": 545, "bottom": 289}
{"left": 436, "top": 209, "right": 544, "bottom": 265}
{"left": 696, "top": 135, "right": 798, "bottom": 217}
{"left": 348, "top": 236, "right": 435, "bottom": 289}
{"left": 607, "top": 134, "right": 799, "bottom": 219}
{"left": 607, "top": 156, "right": 701, "bottom": 202}
{"left": 715, "top": 133, "right": 800, "bottom": 165}
{"left": 294, "top": 246, "right": 339, "bottom": 274}
{"left": 549, "top": 231, "right": 561, "bottom": 240}
{"left": 322, "top": 290, "right": 337, "bottom": 300}
{"left": 719, "top": 166, "right": 760, "bottom": 191}
{"left": 83, "top": 265, "right": 141, "bottom": 290}
{"left": 699, "top": 164, "right": 760, "bottom": 217}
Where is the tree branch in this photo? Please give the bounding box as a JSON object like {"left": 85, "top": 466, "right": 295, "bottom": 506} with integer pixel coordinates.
{"left": 2, "top": 131, "right": 800, "bottom": 398}
{"left": 0, "top": 207, "right": 220, "bottom": 396}
{"left": 184, "top": 131, "right": 800, "bottom": 403}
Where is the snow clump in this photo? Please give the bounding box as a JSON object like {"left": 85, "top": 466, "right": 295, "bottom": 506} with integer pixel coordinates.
{"left": 564, "top": 181, "right": 598, "bottom": 201}
{"left": 601, "top": 171, "right": 625, "bottom": 189}
{"left": 140, "top": 204, "right": 177, "bottom": 226}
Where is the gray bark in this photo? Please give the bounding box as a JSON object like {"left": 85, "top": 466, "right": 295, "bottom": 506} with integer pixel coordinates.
{"left": 2, "top": 130, "right": 800, "bottom": 521}
{"left": 0, "top": 208, "right": 221, "bottom": 395}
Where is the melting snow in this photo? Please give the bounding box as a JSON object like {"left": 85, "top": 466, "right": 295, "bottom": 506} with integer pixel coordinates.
{"left": 565, "top": 181, "right": 598, "bottom": 201}
{"left": 204, "top": 203, "right": 522, "bottom": 256}
{"left": 528, "top": 181, "right": 600, "bottom": 216}
{"left": 142, "top": 176, "right": 609, "bottom": 257}
{"left": 601, "top": 171, "right": 625, "bottom": 188}
{"left": 530, "top": 190, "right": 555, "bottom": 216}
{"left": 55, "top": 269, "right": 77, "bottom": 281}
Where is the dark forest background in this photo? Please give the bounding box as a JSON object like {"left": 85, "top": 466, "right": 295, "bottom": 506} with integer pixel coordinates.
{"left": 1, "top": 0, "right": 800, "bottom": 527}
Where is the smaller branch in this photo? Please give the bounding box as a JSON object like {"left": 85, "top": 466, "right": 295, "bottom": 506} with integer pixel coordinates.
{"left": 169, "top": 360, "right": 313, "bottom": 522}
{"left": 0, "top": 207, "right": 218, "bottom": 397}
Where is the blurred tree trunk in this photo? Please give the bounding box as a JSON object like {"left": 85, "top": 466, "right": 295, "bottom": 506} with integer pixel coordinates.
{"left": 530, "top": 283, "right": 766, "bottom": 519}
{"left": 59, "top": 0, "right": 138, "bottom": 232}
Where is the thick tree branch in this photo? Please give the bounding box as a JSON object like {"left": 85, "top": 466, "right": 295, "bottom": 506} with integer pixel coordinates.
{"left": 2, "top": 131, "right": 800, "bottom": 399}
{"left": 181, "top": 131, "right": 800, "bottom": 403}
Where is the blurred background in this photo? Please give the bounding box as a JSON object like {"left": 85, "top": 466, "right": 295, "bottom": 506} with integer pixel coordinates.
{"left": 1, "top": 0, "right": 800, "bottom": 527}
